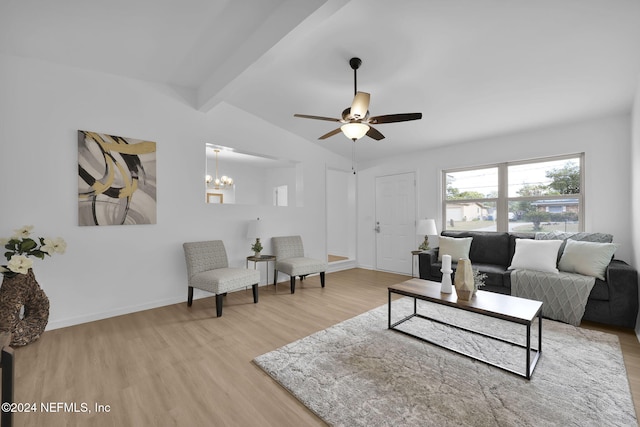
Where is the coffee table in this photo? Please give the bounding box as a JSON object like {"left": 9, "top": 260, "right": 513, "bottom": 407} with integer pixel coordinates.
{"left": 388, "top": 278, "right": 543, "bottom": 379}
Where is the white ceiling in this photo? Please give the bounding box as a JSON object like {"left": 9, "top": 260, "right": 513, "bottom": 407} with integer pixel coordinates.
{"left": 2, "top": 0, "right": 640, "bottom": 163}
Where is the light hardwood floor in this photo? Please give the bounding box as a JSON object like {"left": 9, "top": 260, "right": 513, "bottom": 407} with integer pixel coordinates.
{"left": 11, "top": 269, "right": 640, "bottom": 426}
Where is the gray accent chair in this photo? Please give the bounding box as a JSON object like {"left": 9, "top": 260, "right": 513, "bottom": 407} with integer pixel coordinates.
{"left": 272, "top": 235, "right": 327, "bottom": 294}
{"left": 183, "top": 240, "right": 260, "bottom": 317}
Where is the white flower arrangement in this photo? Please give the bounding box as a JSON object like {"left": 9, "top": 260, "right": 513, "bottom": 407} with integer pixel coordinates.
{"left": 473, "top": 269, "right": 488, "bottom": 288}
{"left": 1, "top": 225, "right": 66, "bottom": 277}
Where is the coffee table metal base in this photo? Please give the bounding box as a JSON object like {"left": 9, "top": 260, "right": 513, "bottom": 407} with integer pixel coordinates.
{"left": 388, "top": 290, "right": 542, "bottom": 380}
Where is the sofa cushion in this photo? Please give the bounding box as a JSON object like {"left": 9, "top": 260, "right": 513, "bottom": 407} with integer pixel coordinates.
{"left": 508, "top": 239, "right": 563, "bottom": 274}
{"left": 276, "top": 257, "right": 327, "bottom": 277}
{"left": 442, "top": 231, "right": 510, "bottom": 266}
{"left": 428, "top": 261, "right": 508, "bottom": 288}
{"left": 428, "top": 261, "right": 443, "bottom": 279}
{"left": 471, "top": 263, "right": 509, "bottom": 288}
{"left": 558, "top": 240, "right": 617, "bottom": 280}
{"left": 438, "top": 236, "right": 472, "bottom": 262}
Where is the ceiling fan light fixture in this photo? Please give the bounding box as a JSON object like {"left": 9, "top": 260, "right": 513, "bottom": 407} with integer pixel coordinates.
{"left": 294, "top": 57, "right": 421, "bottom": 142}
{"left": 341, "top": 123, "right": 369, "bottom": 140}
{"left": 350, "top": 91, "right": 370, "bottom": 119}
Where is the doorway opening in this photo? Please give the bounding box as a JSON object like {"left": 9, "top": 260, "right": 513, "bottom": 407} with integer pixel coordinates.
{"left": 326, "top": 168, "right": 356, "bottom": 265}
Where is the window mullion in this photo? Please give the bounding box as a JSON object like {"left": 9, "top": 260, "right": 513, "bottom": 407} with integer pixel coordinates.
{"left": 497, "top": 163, "right": 508, "bottom": 232}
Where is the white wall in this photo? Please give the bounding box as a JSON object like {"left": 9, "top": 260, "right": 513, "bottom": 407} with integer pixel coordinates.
{"left": 357, "top": 114, "right": 634, "bottom": 270}
{"left": 0, "top": 54, "right": 350, "bottom": 330}
{"left": 631, "top": 76, "right": 640, "bottom": 335}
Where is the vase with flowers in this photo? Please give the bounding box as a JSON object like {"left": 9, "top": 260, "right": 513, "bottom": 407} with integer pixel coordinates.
{"left": 473, "top": 269, "right": 487, "bottom": 295}
{"left": 0, "top": 226, "right": 66, "bottom": 346}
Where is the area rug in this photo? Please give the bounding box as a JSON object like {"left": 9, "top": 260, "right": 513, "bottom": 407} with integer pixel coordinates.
{"left": 253, "top": 297, "right": 637, "bottom": 427}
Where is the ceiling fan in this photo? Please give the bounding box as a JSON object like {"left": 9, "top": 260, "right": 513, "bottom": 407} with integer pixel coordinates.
{"left": 294, "top": 57, "right": 422, "bottom": 142}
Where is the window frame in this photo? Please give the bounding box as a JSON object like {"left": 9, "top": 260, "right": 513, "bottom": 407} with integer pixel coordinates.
{"left": 441, "top": 153, "right": 584, "bottom": 233}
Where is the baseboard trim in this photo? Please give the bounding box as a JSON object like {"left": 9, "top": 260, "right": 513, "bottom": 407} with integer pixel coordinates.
{"left": 46, "top": 266, "right": 371, "bottom": 330}
{"left": 46, "top": 296, "right": 186, "bottom": 331}
{"left": 46, "top": 286, "right": 265, "bottom": 330}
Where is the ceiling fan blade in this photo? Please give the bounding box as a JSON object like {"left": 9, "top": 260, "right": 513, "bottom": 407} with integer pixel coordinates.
{"left": 318, "top": 128, "right": 343, "bottom": 140}
{"left": 368, "top": 113, "right": 422, "bottom": 124}
{"left": 366, "top": 126, "right": 385, "bottom": 141}
{"left": 350, "top": 92, "right": 370, "bottom": 119}
{"left": 294, "top": 114, "right": 341, "bottom": 122}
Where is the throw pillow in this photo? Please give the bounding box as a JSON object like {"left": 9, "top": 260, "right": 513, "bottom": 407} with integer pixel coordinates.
{"left": 438, "top": 236, "right": 473, "bottom": 262}
{"left": 508, "top": 239, "right": 563, "bottom": 274}
{"left": 535, "top": 231, "right": 614, "bottom": 263}
{"left": 558, "top": 239, "right": 617, "bottom": 280}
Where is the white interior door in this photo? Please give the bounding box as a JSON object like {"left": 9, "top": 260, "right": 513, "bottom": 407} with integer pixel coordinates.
{"left": 375, "top": 172, "right": 415, "bottom": 274}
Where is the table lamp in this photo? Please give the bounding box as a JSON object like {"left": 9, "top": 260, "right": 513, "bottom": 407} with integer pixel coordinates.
{"left": 416, "top": 219, "right": 438, "bottom": 251}
{"left": 247, "top": 217, "right": 263, "bottom": 256}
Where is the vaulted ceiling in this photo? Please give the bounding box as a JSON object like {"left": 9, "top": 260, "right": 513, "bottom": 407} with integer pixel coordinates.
{"left": 2, "top": 0, "right": 640, "bottom": 163}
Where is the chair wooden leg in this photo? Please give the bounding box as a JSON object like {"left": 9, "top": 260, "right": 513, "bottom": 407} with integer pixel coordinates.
{"left": 290, "top": 276, "right": 296, "bottom": 294}
{"left": 252, "top": 284, "right": 259, "bottom": 303}
{"left": 320, "top": 272, "right": 325, "bottom": 288}
{"left": 215, "top": 294, "right": 224, "bottom": 317}
{"left": 187, "top": 286, "right": 194, "bottom": 306}
{"left": 273, "top": 270, "right": 278, "bottom": 287}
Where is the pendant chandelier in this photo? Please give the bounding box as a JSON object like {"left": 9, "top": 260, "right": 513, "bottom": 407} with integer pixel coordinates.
{"left": 208, "top": 149, "right": 233, "bottom": 189}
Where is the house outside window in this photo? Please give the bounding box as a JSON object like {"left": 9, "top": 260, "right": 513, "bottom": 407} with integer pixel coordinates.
{"left": 442, "top": 154, "right": 584, "bottom": 233}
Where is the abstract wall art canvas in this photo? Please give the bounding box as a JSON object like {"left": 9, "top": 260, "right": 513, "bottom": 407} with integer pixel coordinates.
{"left": 78, "top": 130, "right": 157, "bottom": 226}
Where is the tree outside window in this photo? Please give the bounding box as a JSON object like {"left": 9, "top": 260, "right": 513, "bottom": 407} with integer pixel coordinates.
{"left": 443, "top": 154, "right": 583, "bottom": 233}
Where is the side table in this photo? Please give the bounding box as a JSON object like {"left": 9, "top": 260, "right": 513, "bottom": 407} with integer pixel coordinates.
{"left": 1, "top": 331, "right": 13, "bottom": 427}
{"left": 246, "top": 255, "right": 277, "bottom": 291}
{"left": 411, "top": 250, "right": 422, "bottom": 277}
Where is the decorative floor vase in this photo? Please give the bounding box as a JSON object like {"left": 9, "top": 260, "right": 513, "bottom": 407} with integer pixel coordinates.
{"left": 454, "top": 258, "right": 475, "bottom": 301}
{"left": 0, "top": 269, "right": 50, "bottom": 346}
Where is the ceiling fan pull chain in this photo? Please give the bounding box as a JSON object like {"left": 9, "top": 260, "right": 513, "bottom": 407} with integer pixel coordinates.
{"left": 352, "top": 140, "right": 356, "bottom": 174}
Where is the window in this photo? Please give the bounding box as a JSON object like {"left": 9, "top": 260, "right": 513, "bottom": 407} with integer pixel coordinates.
{"left": 443, "top": 154, "right": 583, "bottom": 233}
{"left": 444, "top": 167, "right": 498, "bottom": 231}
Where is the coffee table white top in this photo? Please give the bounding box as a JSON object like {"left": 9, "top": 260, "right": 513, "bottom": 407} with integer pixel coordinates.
{"left": 389, "top": 278, "right": 543, "bottom": 325}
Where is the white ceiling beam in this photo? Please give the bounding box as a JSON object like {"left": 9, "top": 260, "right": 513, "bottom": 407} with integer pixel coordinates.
{"left": 196, "top": 0, "right": 351, "bottom": 112}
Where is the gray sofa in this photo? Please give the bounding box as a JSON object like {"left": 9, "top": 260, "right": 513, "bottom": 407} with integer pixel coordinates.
{"left": 418, "top": 230, "right": 638, "bottom": 328}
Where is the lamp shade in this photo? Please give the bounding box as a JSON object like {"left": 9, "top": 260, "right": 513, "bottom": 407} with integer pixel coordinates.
{"left": 350, "top": 92, "right": 370, "bottom": 119}
{"left": 246, "top": 218, "right": 263, "bottom": 239}
{"left": 341, "top": 123, "right": 370, "bottom": 140}
{"left": 416, "top": 219, "right": 438, "bottom": 236}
